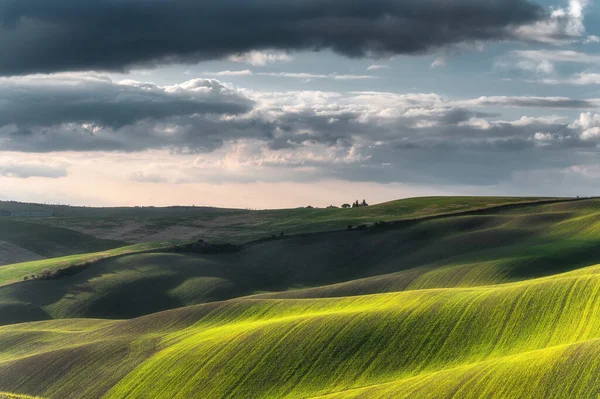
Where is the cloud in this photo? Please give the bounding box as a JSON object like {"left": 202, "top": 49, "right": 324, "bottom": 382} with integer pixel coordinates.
{"left": 0, "top": 161, "right": 68, "bottom": 179}
{"left": 0, "top": 74, "right": 257, "bottom": 152}
{"left": 569, "top": 112, "right": 600, "bottom": 140}
{"left": 332, "top": 74, "right": 377, "bottom": 81}
{"left": 584, "top": 35, "right": 600, "bottom": 44}
{"left": 367, "top": 64, "right": 389, "bottom": 71}
{"left": 257, "top": 72, "right": 329, "bottom": 79}
{"left": 256, "top": 72, "right": 377, "bottom": 80}
{"left": 0, "top": 0, "right": 549, "bottom": 75}
{"left": 1, "top": 75, "right": 598, "bottom": 189}
{"left": 537, "top": 73, "right": 600, "bottom": 85}
{"left": 497, "top": 49, "right": 600, "bottom": 77}
{"left": 203, "top": 70, "right": 253, "bottom": 76}
{"left": 129, "top": 171, "right": 169, "bottom": 184}
{"left": 516, "top": 59, "right": 555, "bottom": 74}
{"left": 513, "top": 0, "right": 590, "bottom": 44}
{"left": 228, "top": 51, "right": 293, "bottom": 66}
{"left": 431, "top": 58, "right": 449, "bottom": 68}
{"left": 457, "top": 96, "right": 597, "bottom": 109}
{"left": 201, "top": 70, "right": 378, "bottom": 80}
{"left": 0, "top": 74, "right": 253, "bottom": 129}
{"left": 510, "top": 49, "right": 600, "bottom": 64}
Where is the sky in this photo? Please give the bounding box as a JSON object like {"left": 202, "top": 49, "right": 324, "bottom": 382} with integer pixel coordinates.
{"left": 1, "top": 0, "right": 600, "bottom": 208}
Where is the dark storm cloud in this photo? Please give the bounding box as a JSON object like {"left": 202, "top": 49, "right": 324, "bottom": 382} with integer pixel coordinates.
{"left": 0, "top": 0, "right": 547, "bottom": 75}
{"left": 0, "top": 75, "right": 261, "bottom": 152}
{"left": 0, "top": 76, "right": 253, "bottom": 129}
{"left": 0, "top": 75, "right": 596, "bottom": 185}
{"left": 0, "top": 115, "right": 274, "bottom": 153}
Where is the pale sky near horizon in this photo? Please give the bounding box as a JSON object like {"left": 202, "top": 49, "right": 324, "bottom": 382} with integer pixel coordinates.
{"left": 1, "top": 0, "right": 600, "bottom": 208}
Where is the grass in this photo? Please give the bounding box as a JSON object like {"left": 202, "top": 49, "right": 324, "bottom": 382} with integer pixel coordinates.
{"left": 0, "top": 218, "right": 124, "bottom": 265}
{"left": 3, "top": 196, "right": 600, "bottom": 398}
{"left": 13, "top": 196, "right": 562, "bottom": 244}
{"left": 0, "top": 241, "right": 178, "bottom": 287}
{"left": 0, "top": 198, "right": 596, "bottom": 325}
{"left": 3, "top": 263, "right": 600, "bottom": 397}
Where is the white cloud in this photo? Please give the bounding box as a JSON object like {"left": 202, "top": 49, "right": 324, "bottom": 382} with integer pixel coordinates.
{"left": 510, "top": 49, "right": 600, "bottom": 64}
{"left": 256, "top": 72, "right": 378, "bottom": 80}
{"left": 332, "top": 74, "right": 377, "bottom": 80}
{"left": 527, "top": 59, "right": 554, "bottom": 74}
{"left": 202, "top": 70, "right": 253, "bottom": 76}
{"left": 366, "top": 64, "right": 388, "bottom": 71}
{"left": 257, "top": 72, "right": 328, "bottom": 79}
{"left": 534, "top": 132, "right": 554, "bottom": 142}
{"left": 584, "top": 35, "right": 600, "bottom": 44}
{"left": 228, "top": 51, "right": 293, "bottom": 66}
{"left": 513, "top": 0, "right": 590, "bottom": 44}
{"left": 450, "top": 96, "right": 595, "bottom": 109}
{"left": 0, "top": 158, "right": 68, "bottom": 179}
{"left": 431, "top": 57, "right": 448, "bottom": 68}
{"left": 538, "top": 73, "right": 600, "bottom": 85}
{"left": 569, "top": 112, "right": 600, "bottom": 140}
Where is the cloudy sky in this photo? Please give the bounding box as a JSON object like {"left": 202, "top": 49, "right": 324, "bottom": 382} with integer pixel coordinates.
{"left": 1, "top": 0, "right": 600, "bottom": 208}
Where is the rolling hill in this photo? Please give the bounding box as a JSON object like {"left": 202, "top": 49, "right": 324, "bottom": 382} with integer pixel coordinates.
{"left": 1, "top": 196, "right": 556, "bottom": 244}
{"left": 2, "top": 196, "right": 600, "bottom": 398}
{"left": 0, "top": 218, "right": 124, "bottom": 266}
{"left": 0, "top": 196, "right": 546, "bottom": 266}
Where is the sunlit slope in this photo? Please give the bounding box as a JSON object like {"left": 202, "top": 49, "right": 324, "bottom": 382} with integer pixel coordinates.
{"left": 2, "top": 198, "right": 600, "bottom": 324}
{"left": 3, "top": 264, "right": 600, "bottom": 398}
{"left": 0, "top": 393, "right": 44, "bottom": 399}
{"left": 315, "top": 338, "right": 600, "bottom": 399}
{"left": 0, "top": 241, "right": 176, "bottom": 286}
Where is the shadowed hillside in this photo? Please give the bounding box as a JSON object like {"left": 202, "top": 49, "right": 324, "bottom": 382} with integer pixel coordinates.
{"left": 0, "top": 218, "right": 124, "bottom": 266}
{"left": 0, "top": 197, "right": 548, "bottom": 266}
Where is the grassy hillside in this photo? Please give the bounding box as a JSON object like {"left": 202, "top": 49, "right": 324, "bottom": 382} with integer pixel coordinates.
{"left": 2, "top": 262, "right": 600, "bottom": 398}
{"left": 0, "top": 218, "right": 124, "bottom": 266}
{"left": 7, "top": 196, "right": 559, "bottom": 244}
{"left": 0, "top": 394, "right": 43, "bottom": 399}
{"left": 0, "top": 198, "right": 597, "bottom": 325}
{"left": 4, "top": 196, "right": 600, "bottom": 398}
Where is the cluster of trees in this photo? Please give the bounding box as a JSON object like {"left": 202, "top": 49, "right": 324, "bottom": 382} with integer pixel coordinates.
{"left": 23, "top": 263, "right": 92, "bottom": 281}
{"left": 306, "top": 200, "right": 369, "bottom": 209}
{"left": 341, "top": 200, "right": 369, "bottom": 209}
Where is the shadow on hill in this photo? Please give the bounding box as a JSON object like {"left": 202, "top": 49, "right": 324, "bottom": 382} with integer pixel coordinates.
{"left": 505, "top": 240, "right": 600, "bottom": 280}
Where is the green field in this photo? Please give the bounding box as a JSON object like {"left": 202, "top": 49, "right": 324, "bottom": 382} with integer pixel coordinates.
{"left": 3, "top": 196, "right": 600, "bottom": 398}
{"left": 1, "top": 196, "right": 557, "bottom": 245}
{"left": 0, "top": 218, "right": 124, "bottom": 266}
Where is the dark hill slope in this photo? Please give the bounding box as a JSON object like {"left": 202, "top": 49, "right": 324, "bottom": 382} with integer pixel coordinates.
{"left": 0, "top": 218, "right": 124, "bottom": 266}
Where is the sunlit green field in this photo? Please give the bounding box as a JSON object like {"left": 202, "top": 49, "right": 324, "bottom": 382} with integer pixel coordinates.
{"left": 3, "top": 197, "right": 600, "bottom": 398}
